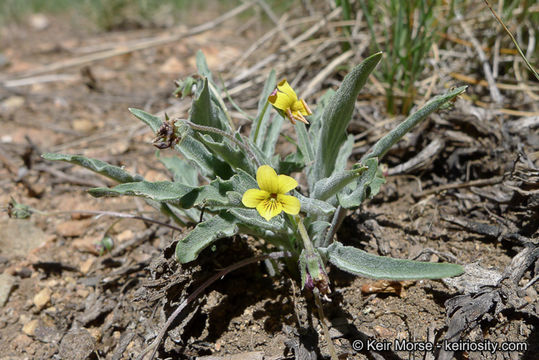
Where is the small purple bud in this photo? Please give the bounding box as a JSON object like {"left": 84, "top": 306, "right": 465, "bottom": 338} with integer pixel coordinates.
{"left": 304, "top": 273, "right": 314, "bottom": 291}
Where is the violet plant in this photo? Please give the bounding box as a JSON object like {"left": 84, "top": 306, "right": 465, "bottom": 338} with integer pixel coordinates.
{"left": 43, "top": 51, "right": 465, "bottom": 295}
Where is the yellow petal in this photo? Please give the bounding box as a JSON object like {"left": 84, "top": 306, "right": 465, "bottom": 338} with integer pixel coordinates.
{"left": 277, "top": 79, "right": 298, "bottom": 100}
{"left": 291, "top": 100, "right": 311, "bottom": 116}
{"left": 242, "top": 189, "right": 269, "bottom": 208}
{"left": 277, "top": 194, "right": 300, "bottom": 215}
{"left": 277, "top": 174, "right": 298, "bottom": 194}
{"left": 256, "top": 198, "right": 283, "bottom": 221}
{"left": 269, "top": 91, "right": 294, "bottom": 111}
{"left": 256, "top": 165, "right": 279, "bottom": 194}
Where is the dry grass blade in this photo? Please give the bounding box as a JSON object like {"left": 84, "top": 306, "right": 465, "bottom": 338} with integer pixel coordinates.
{"left": 482, "top": 0, "right": 539, "bottom": 81}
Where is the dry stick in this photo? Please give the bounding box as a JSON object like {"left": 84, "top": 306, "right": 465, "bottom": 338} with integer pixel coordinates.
{"left": 3, "top": 74, "right": 79, "bottom": 88}
{"left": 33, "top": 163, "right": 108, "bottom": 188}
{"left": 31, "top": 208, "right": 183, "bottom": 232}
{"left": 455, "top": 11, "right": 503, "bottom": 104}
{"left": 387, "top": 138, "right": 445, "bottom": 176}
{"left": 482, "top": 0, "right": 539, "bottom": 81}
{"left": 284, "top": 7, "right": 342, "bottom": 51}
{"left": 256, "top": 0, "right": 296, "bottom": 49}
{"left": 138, "top": 251, "right": 293, "bottom": 360}
{"left": 232, "top": 16, "right": 320, "bottom": 70}
{"left": 228, "top": 11, "right": 342, "bottom": 89}
{"left": 491, "top": 0, "right": 503, "bottom": 78}
{"left": 302, "top": 50, "right": 353, "bottom": 98}
{"left": 0, "top": 1, "right": 256, "bottom": 83}
{"left": 415, "top": 176, "right": 504, "bottom": 198}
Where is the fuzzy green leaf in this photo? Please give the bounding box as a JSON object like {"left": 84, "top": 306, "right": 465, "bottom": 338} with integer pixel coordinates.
{"left": 42, "top": 153, "right": 143, "bottom": 183}
{"left": 337, "top": 158, "right": 380, "bottom": 209}
{"left": 314, "top": 52, "right": 382, "bottom": 181}
{"left": 128, "top": 108, "right": 161, "bottom": 133}
{"left": 361, "top": 86, "right": 467, "bottom": 162}
{"left": 326, "top": 241, "right": 464, "bottom": 280}
{"left": 156, "top": 152, "right": 199, "bottom": 186}
{"left": 334, "top": 134, "right": 354, "bottom": 172}
{"left": 176, "top": 214, "right": 239, "bottom": 263}
{"left": 296, "top": 122, "right": 314, "bottom": 164}
{"left": 190, "top": 77, "right": 226, "bottom": 132}
{"left": 308, "top": 220, "right": 331, "bottom": 248}
{"left": 229, "top": 208, "right": 285, "bottom": 233}
{"left": 296, "top": 192, "right": 336, "bottom": 218}
{"left": 197, "top": 132, "right": 255, "bottom": 174}
{"left": 129, "top": 108, "right": 233, "bottom": 179}
{"left": 251, "top": 69, "right": 276, "bottom": 146}
{"left": 262, "top": 115, "right": 284, "bottom": 158}
{"left": 196, "top": 50, "right": 213, "bottom": 83}
{"left": 88, "top": 179, "right": 233, "bottom": 209}
{"left": 312, "top": 166, "right": 367, "bottom": 201}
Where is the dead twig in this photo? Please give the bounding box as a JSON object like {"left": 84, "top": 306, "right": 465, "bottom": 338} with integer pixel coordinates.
{"left": 455, "top": 11, "right": 503, "bottom": 103}
{"left": 387, "top": 138, "right": 444, "bottom": 176}
{"left": 415, "top": 176, "right": 504, "bottom": 198}
{"left": 137, "top": 251, "right": 292, "bottom": 360}
{"left": 482, "top": 0, "right": 539, "bottom": 81}
{"left": 0, "top": 1, "right": 256, "bottom": 83}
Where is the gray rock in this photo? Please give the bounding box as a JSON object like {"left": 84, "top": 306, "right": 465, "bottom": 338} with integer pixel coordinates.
{"left": 0, "top": 273, "right": 15, "bottom": 307}
{"left": 58, "top": 328, "right": 95, "bottom": 360}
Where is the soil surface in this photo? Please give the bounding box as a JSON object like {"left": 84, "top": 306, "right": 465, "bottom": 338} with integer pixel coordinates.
{"left": 0, "top": 4, "right": 537, "bottom": 360}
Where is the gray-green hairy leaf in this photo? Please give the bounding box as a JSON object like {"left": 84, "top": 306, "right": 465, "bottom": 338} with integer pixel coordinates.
{"left": 251, "top": 69, "right": 276, "bottom": 146}
{"left": 326, "top": 241, "right": 464, "bottom": 280}
{"left": 314, "top": 52, "right": 382, "bottom": 182}
{"left": 129, "top": 107, "right": 161, "bottom": 133}
{"left": 262, "top": 115, "right": 284, "bottom": 158}
{"left": 89, "top": 179, "right": 233, "bottom": 209}
{"left": 176, "top": 214, "right": 239, "bottom": 263}
{"left": 156, "top": 152, "right": 199, "bottom": 186}
{"left": 189, "top": 77, "right": 227, "bottom": 132}
{"left": 337, "top": 157, "right": 380, "bottom": 209}
{"left": 312, "top": 166, "right": 367, "bottom": 201}
{"left": 42, "top": 153, "right": 143, "bottom": 183}
{"left": 361, "top": 86, "right": 467, "bottom": 162}
{"left": 296, "top": 192, "right": 336, "bottom": 218}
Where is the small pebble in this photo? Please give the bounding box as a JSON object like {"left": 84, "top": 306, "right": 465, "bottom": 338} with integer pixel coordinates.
{"left": 22, "top": 319, "right": 39, "bottom": 336}
{"left": 33, "top": 288, "right": 52, "bottom": 311}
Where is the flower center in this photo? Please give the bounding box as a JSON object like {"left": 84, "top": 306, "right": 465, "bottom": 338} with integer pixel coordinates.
{"left": 270, "top": 193, "right": 278, "bottom": 199}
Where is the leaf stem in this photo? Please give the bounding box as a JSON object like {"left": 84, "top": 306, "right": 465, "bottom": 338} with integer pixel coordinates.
{"left": 320, "top": 205, "right": 346, "bottom": 248}
{"left": 253, "top": 100, "right": 270, "bottom": 145}
{"left": 296, "top": 216, "right": 315, "bottom": 254}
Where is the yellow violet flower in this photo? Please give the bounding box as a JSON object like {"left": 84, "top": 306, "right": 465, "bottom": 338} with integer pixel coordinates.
{"left": 268, "top": 79, "right": 312, "bottom": 125}
{"left": 242, "top": 165, "right": 301, "bottom": 221}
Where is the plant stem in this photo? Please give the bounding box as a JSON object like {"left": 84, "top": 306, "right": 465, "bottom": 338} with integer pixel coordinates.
{"left": 296, "top": 216, "right": 315, "bottom": 254}
{"left": 314, "top": 288, "right": 339, "bottom": 360}
{"left": 207, "top": 81, "right": 234, "bottom": 130}
{"left": 320, "top": 205, "right": 346, "bottom": 248}
{"left": 183, "top": 119, "right": 262, "bottom": 167}
{"left": 253, "top": 100, "right": 270, "bottom": 145}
